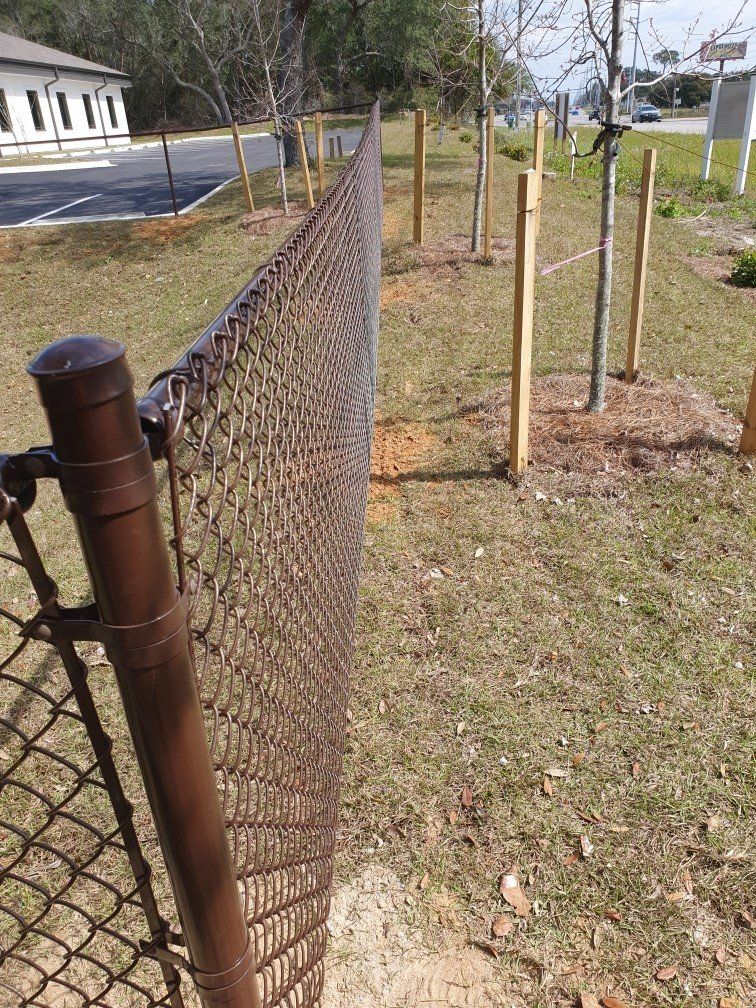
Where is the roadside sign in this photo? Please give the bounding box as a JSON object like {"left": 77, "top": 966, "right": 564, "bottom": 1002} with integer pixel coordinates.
{"left": 700, "top": 40, "right": 748, "bottom": 62}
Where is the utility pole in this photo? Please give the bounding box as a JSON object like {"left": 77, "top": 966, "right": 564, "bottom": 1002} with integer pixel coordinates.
{"left": 627, "top": 0, "right": 641, "bottom": 114}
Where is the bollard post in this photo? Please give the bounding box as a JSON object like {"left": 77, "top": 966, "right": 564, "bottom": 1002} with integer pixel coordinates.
{"left": 27, "top": 335, "right": 262, "bottom": 1008}
{"left": 336, "top": 134, "right": 344, "bottom": 158}
{"left": 161, "top": 132, "right": 179, "bottom": 217}
{"left": 510, "top": 170, "right": 538, "bottom": 475}
{"left": 483, "top": 106, "right": 495, "bottom": 260}
{"left": 231, "top": 122, "right": 255, "bottom": 213}
{"left": 625, "top": 147, "right": 657, "bottom": 382}
{"left": 740, "top": 367, "right": 756, "bottom": 454}
{"left": 533, "top": 108, "right": 545, "bottom": 236}
{"left": 295, "top": 119, "right": 315, "bottom": 208}
{"left": 413, "top": 108, "right": 426, "bottom": 245}
{"left": 328, "top": 135, "right": 335, "bottom": 159}
{"left": 314, "top": 111, "right": 326, "bottom": 195}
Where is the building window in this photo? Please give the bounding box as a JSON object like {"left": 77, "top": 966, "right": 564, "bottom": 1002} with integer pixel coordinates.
{"left": 27, "top": 90, "right": 45, "bottom": 131}
{"left": 106, "top": 95, "right": 118, "bottom": 129}
{"left": 0, "top": 90, "right": 11, "bottom": 133}
{"left": 56, "top": 92, "right": 72, "bottom": 130}
{"left": 82, "top": 93, "right": 96, "bottom": 129}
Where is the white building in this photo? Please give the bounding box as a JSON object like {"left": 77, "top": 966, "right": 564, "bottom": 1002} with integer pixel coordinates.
{"left": 0, "top": 32, "right": 131, "bottom": 156}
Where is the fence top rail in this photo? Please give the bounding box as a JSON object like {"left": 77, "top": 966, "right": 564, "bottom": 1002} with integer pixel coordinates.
{"left": 0, "top": 100, "right": 375, "bottom": 150}
{"left": 137, "top": 100, "right": 380, "bottom": 454}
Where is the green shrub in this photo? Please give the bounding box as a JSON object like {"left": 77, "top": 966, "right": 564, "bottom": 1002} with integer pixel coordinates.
{"left": 730, "top": 248, "right": 756, "bottom": 287}
{"left": 688, "top": 178, "right": 731, "bottom": 203}
{"left": 656, "top": 197, "right": 685, "bottom": 219}
{"left": 459, "top": 130, "right": 473, "bottom": 143}
{"left": 497, "top": 141, "right": 529, "bottom": 162}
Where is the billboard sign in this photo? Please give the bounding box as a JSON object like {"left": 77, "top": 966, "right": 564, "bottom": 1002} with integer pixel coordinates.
{"left": 700, "top": 40, "right": 748, "bottom": 62}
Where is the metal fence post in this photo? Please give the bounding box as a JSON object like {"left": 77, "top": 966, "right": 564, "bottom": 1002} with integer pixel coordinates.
{"left": 27, "top": 335, "right": 261, "bottom": 1008}
{"left": 162, "top": 132, "right": 180, "bottom": 217}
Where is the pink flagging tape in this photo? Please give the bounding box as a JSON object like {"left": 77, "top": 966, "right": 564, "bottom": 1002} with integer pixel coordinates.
{"left": 540, "top": 236, "right": 612, "bottom": 275}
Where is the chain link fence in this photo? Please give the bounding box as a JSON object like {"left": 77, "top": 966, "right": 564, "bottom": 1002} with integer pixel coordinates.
{"left": 0, "top": 101, "right": 381, "bottom": 1008}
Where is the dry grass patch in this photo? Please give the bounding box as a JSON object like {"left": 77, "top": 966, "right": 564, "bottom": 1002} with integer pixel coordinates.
{"left": 132, "top": 214, "right": 201, "bottom": 241}
{"left": 239, "top": 201, "right": 309, "bottom": 236}
{"left": 467, "top": 374, "right": 740, "bottom": 491}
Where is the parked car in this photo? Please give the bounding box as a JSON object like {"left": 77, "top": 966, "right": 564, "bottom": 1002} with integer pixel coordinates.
{"left": 632, "top": 103, "right": 662, "bottom": 123}
{"left": 588, "top": 107, "right": 601, "bottom": 122}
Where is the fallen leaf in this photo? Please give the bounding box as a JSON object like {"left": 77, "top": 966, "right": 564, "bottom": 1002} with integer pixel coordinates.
{"left": 580, "top": 835, "right": 594, "bottom": 858}
{"left": 460, "top": 785, "right": 473, "bottom": 808}
{"left": 706, "top": 814, "right": 721, "bottom": 831}
{"left": 631, "top": 762, "right": 641, "bottom": 779}
{"left": 592, "top": 926, "right": 604, "bottom": 949}
{"left": 378, "top": 699, "right": 387, "bottom": 714}
{"left": 594, "top": 721, "right": 608, "bottom": 734}
{"left": 474, "top": 546, "right": 485, "bottom": 558}
{"left": 449, "top": 809, "right": 459, "bottom": 825}
{"left": 491, "top": 916, "right": 514, "bottom": 937}
{"left": 456, "top": 720, "right": 466, "bottom": 736}
{"left": 573, "top": 752, "right": 587, "bottom": 767}
{"left": 543, "top": 776, "right": 554, "bottom": 796}
{"left": 579, "top": 995, "right": 601, "bottom": 1008}
{"left": 655, "top": 965, "right": 678, "bottom": 981}
{"left": 559, "top": 964, "right": 583, "bottom": 976}
{"left": 499, "top": 873, "right": 531, "bottom": 918}
{"left": 715, "top": 948, "right": 727, "bottom": 965}
{"left": 563, "top": 851, "right": 580, "bottom": 866}
{"left": 420, "top": 872, "right": 430, "bottom": 890}
{"left": 545, "top": 768, "right": 569, "bottom": 778}
{"left": 605, "top": 909, "right": 622, "bottom": 922}
{"left": 736, "top": 909, "right": 755, "bottom": 929}
{"left": 602, "top": 998, "right": 629, "bottom": 1008}
{"left": 719, "top": 999, "right": 740, "bottom": 1008}
{"left": 666, "top": 891, "right": 686, "bottom": 902}
{"left": 682, "top": 869, "right": 693, "bottom": 894}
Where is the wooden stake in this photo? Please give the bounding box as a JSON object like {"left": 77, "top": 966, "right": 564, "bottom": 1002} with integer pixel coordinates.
{"left": 328, "top": 136, "right": 335, "bottom": 159}
{"left": 533, "top": 109, "right": 546, "bottom": 237}
{"left": 510, "top": 169, "right": 539, "bottom": 475}
{"left": 739, "top": 366, "right": 756, "bottom": 454}
{"left": 294, "top": 119, "right": 315, "bottom": 209}
{"left": 625, "top": 147, "right": 657, "bottom": 382}
{"left": 231, "top": 122, "right": 255, "bottom": 213}
{"left": 314, "top": 110, "right": 325, "bottom": 195}
{"left": 336, "top": 134, "right": 344, "bottom": 157}
{"left": 413, "top": 108, "right": 426, "bottom": 245}
{"left": 483, "top": 106, "right": 495, "bottom": 260}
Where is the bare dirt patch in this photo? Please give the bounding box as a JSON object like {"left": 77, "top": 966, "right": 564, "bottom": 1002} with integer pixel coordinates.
{"left": 132, "top": 215, "right": 200, "bottom": 241}
{"left": 366, "top": 418, "right": 437, "bottom": 521}
{"left": 684, "top": 254, "right": 756, "bottom": 303}
{"left": 239, "top": 201, "right": 309, "bottom": 237}
{"left": 467, "top": 374, "right": 740, "bottom": 491}
{"left": 408, "top": 233, "right": 515, "bottom": 269}
{"left": 323, "top": 867, "right": 509, "bottom": 1008}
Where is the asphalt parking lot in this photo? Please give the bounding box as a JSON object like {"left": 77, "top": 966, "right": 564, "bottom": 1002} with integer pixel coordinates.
{"left": 0, "top": 127, "right": 361, "bottom": 228}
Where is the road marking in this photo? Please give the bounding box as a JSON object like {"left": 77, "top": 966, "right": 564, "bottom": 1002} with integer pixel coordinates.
{"left": 20, "top": 194, "right": 102, "bottom": 226}
{"left": 0, "top": 160, "right": 113, "bottom": 175}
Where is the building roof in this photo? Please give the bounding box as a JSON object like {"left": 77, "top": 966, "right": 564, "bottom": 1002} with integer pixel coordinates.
{"left": 0, "top": 32, "right": 130, "bottom": 81}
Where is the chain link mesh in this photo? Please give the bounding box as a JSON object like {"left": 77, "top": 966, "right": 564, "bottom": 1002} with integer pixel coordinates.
{"left": 0, "top": 493, "right": 183, "bottom": 1008}
{"left": 142, "top": 102, "right": 381, "bottom": 1008}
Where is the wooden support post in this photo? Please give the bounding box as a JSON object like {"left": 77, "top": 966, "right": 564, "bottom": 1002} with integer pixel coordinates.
{"left": 483, "top": 106, "right": 495, "bottom": 260}
{"left": 510, "top": 169, "right": 539, "bottom": 475}
{"left": 328, "top": 136, "right": 335, "bottom": 159}
{"left": 231, "top": 122, "right": 255, "bottom": 213}
{"left": 533, "top": 109, "right": 545, "bottom": 237}
{"left": 739, "top": 367, "right": 756, "bottom": 454}
{"left": 294, "top": 119, "right": 315, "bottom": 209}
{"left": 625, "top": 147, "right": 657, "bottom": 382}
{"left": 336, "top": 134, "right": 344, "bottom": 157}
{"left": 314, "top": 111, "right": 325, "bottom": 195}
{"left": 413, "top": 108, "right": 426, "bottom": 245}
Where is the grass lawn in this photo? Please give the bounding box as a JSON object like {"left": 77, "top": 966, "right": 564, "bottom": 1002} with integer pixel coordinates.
{"left": 0, "top": 115, "right": 754, "bottom": 1008}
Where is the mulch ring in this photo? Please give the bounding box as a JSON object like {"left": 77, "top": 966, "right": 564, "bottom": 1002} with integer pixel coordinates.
{"left": 240, "top": 201, "right": 310, "bottom": 237}
{"left": 465, "top": 373, "right": 741, "bottom": 492}
{"left": 684, "top": 254, "right": 756, "bottom": 303}
{"left": 404, "top": 233, "right": 515, "bottom": 269}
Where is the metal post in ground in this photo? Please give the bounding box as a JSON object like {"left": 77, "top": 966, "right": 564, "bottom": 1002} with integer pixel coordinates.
{"left": 27, "top": 335, "right": 261, "bottom": 1008}
{"left": 161, "top": 132, "right": 180, "bottom": 217}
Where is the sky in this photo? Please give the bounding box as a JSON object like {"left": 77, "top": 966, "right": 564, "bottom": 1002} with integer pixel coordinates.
{"left": 526, "top": 0, "right": 755, "bottom": 97}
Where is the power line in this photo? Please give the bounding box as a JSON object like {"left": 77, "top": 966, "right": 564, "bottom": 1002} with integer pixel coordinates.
{"left": 640, "top": 130, "right": 755, "bottom": 181}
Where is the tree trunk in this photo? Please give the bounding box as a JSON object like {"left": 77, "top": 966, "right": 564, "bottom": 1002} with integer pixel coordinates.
{"left": 471, "top": 0, "right": 487, "bottom": 253}
{"left": 278, "top": 0, "right": 310, "bottom": 167}
{"left": 587, "top": 0, "right": 625, "bottom": 413}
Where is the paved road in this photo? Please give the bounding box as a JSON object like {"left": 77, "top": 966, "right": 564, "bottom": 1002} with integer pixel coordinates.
{"left": 495, "top": 112, "right": 708, "bottom": 134}
{"left": 0, "top": 127, "right": 361, "bottom": 228}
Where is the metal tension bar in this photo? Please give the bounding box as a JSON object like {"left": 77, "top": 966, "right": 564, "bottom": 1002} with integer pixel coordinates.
{"left": 27, "top": 335, "right": 261, "bottom": 1008}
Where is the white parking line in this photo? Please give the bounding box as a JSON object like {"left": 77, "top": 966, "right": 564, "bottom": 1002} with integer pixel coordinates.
{"left": 0, "top": 160, "right": 113, "bottom": 175}
{"left": 21, "top": 194, "right": 102, "bottom": 226}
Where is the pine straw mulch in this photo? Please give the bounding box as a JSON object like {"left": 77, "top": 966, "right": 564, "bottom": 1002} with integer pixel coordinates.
{"left": 401, "top": 233, "right": 515, "bottom": 270}
{"left": 465, "top": 373, "right": 741, "bottom": 494}
{"left": 240, "top": 201, "right": 310, "bottom": 237}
